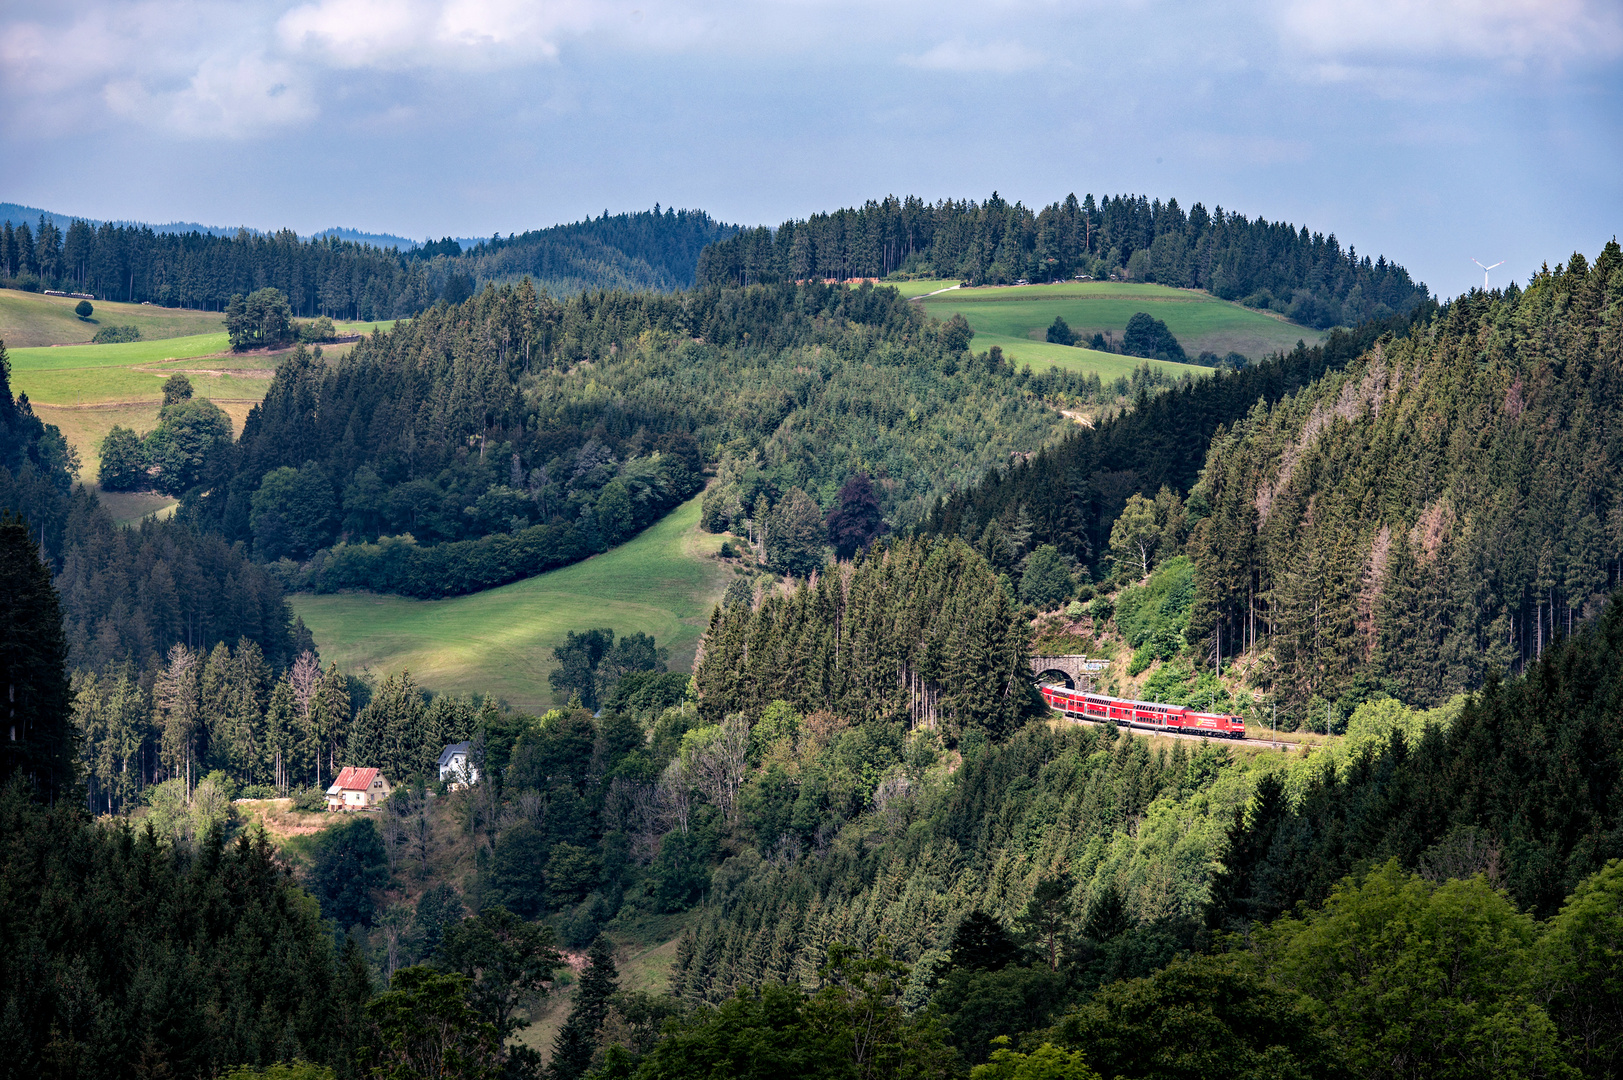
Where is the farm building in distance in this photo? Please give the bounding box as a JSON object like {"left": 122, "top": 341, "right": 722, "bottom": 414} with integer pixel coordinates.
{"left": 326, "top": 767, "right": 392, "bottom": 811}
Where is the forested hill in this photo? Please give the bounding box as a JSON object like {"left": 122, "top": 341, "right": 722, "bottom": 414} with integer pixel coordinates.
{"left": 0, "top": 206, "right": 733, "bottom": 317}
{"left": 919, "top": 303, "right": 1431, "bottom": 581}
{"left": 696, "top": 192, "right": 1431, "bottom": 330}
{"left": 1185, "top": 242, "right": 1623, "bottom": 711}
{"left": 177, "top": 278, "right": 1132, "bottom": 599}
{"left": 450, "top": 207, "right": 736, "bottom": 295}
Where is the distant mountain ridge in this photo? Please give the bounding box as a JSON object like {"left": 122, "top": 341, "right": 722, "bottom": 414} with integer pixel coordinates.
{"left": 0, "top": 202, "right": 421, "bottom": 251}
{"left": 2, "top": 203, "right": 737, "bottom": 314}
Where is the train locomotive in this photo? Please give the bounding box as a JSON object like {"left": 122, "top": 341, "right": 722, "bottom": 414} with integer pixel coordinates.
{"left": 1038, "top": 683, "right": 1246, "bottom": 739}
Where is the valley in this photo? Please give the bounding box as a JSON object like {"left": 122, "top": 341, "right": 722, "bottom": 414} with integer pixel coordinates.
{"left": 5, "top": 187, "right": 1619, "bottom": 1080}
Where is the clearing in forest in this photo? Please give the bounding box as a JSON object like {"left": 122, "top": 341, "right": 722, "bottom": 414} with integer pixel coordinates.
{"left": 289, "top": 494, "right": 734, "bottom": 711}
{"left": 3, "top": 291, "right": 391, "bottom": 478}
{"left": 920, "top": 280, "right": 1324, "bottom": 375}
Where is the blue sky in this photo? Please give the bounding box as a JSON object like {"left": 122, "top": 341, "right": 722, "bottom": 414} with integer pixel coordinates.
{"left": 2, "top": 0, "right": 1618, "bottom": 298}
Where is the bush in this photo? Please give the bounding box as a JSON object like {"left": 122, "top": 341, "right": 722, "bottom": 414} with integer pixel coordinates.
{"left": 92, "top": 324, "right": 141, "bottom": 344}
{"left": 74, "top": 300, "right": 93, "bottom": 319}
{"left": 223, "top": 1065, "right": 336, "bottom": 1080}
{"left": 291, "top": 787, "right": 327, "bottom": 811}
{"left": 295, "top": 315, "right": 336, "bottom": 343}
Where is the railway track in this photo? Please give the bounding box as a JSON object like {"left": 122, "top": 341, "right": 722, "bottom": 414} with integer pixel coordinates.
{"left": 1052, "top": 710, "right": 1298, "bottom": 750}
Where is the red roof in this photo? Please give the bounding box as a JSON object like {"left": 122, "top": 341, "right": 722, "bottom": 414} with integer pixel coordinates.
{"left": 332, "top": 767, "right": 379, "bottom": 792}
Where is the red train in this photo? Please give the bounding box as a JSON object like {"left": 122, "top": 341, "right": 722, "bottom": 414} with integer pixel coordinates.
{"left": 1039, "top": 684, "right": 1247, "bottom": 739}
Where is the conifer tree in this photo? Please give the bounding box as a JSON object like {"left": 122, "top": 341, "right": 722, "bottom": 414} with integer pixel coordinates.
{"left": 551, "top": 934, "right": 619, "bottom": 1080}
{"left": 0, "top": 514, "right": 75, "bottom": 799}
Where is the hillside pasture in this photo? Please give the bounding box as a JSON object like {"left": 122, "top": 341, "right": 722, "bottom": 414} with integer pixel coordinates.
{"left": 0, "top": 288, "right": 227, "bottom": 347}
{"left": 10, "top": 319, "right": 387, "bottom": 479}
{"left": 881, "top": 278, "right": 964, "bottom": 298}
{"left": 94, "top": 488, "right": 179, "bottom": 527}
{"left": 922, "top": 281, "right": 1322, "bottom": 367}
{"left": 289, "top": 494, "right": 734, "bottom": 711}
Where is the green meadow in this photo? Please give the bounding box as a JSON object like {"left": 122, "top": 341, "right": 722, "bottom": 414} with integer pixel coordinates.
{"left": 289, "top": 494, "right": 735, "bottom": 711}
{"left": 880, "top": 278, "right": 963, "bottom": 298}
{"left": 920, "top": 281, "right": 1322, "bottom": 372}
{"left": 0, "top": 289, "right": 226, "bottom": 347}
{"left": 3, "top": 289, "right": 394, "bottom": 477}
{"left": 8, "top": 332, "right": 231, "bottom": 371}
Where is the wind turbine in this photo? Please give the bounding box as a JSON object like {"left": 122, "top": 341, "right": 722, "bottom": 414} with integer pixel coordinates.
{"left": 1472, "top": 258, "right": 1505, "bottom": 291}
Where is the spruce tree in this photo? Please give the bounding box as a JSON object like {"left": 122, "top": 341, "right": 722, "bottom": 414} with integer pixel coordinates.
{"left": 551, "top": 934, "right": 619, "bottom": 1080}
{"left": 0, "top": 513, "right": 75, "bottom": 798}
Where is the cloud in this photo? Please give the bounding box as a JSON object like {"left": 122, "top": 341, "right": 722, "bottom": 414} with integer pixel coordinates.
{"left": 1277, "top": 0, "right": 1623, "bottom": 66}
{"left": 277, "top": 0, "right": 601, "bottom": 69}
{"left": 902, "top": 38, "right": 1046, "bottom": 73}
{"left": 103, "top": 52, "right": 316, "bottom": 137}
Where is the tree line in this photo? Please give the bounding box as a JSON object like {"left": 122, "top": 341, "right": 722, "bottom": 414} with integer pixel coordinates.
{"left": 71, "top": 649, "right": 495, "bottom": 815}
{"left": 696, "top": 191, "right": 1431, "bottom": 330}
{"left": 0, "top": 207, "right": 735, "bottom": 316}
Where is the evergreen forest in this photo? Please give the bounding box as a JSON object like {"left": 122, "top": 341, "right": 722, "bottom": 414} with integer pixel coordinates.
{"left": 696, "top": 191, "right": 1431, "bottom": 330}
{"left": 170, "top": 278, "right": 1149, "bottom": 598}
{"left": 4, "top": 186, "right": 1623, "bottom": 1080}
{"left": 0, "top": 207, "right": 735, "bottom": 315}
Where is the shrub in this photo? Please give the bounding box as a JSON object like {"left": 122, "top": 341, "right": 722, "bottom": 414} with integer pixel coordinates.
{"left": 92, "top": 324, "right": 141, "bottom": 344}
{"left": 295, "top": 315, "right": 336, "bottom": 343}
{"left": 74, "top": 300, "right": 93, "bottom": 319}
{"left": 291, "top": 787, "right": 328, "bottom": 811}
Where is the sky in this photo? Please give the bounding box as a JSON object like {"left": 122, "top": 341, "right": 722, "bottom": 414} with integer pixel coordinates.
{"left": 2, "top": 0, "right": 1619, "bottom": 299}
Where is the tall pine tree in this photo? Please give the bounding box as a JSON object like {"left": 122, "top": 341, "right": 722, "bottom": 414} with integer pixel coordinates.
{"left": 551, "top": 935, "right": 619, "bottom": 1080}
{"left": 0, "top": 513, "right": 74, "bottom": 798}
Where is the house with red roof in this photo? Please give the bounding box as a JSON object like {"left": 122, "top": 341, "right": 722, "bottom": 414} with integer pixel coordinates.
{"left": 325, "top": 766, "right": 392, "bottom": 811}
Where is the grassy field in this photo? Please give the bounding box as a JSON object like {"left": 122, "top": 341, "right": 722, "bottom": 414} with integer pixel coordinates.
{"left": 95, "top": 488, "right": 178, "bottom": 526}
{"left": 8, "top": 301, "right": 392, "bottom": 477}
{"left": 921, "top": 282, "right": 1322, "bottom": 371}
{"left": 0, "top": 289, "right": 227, "bottom": 347}
{"left": 289, "top": 494, "right": 735, "bottom": 711}
{"left": 881, "top": 278, "right": 963, "bottom": 298}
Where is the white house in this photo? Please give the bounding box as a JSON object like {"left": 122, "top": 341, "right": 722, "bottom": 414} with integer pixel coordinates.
{"left": 437, "top": 742, "right": 479, "bottom": 787}
{"left": 326, "top": 766, "right": 392, "bottom": 811}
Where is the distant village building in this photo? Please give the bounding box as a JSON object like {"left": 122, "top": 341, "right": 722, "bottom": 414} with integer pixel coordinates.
{"left": 326, "top": 766, "right": 392, "bottom": 811}
{"left": 438, "top": 742, "right": 479, "bottom": 787}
